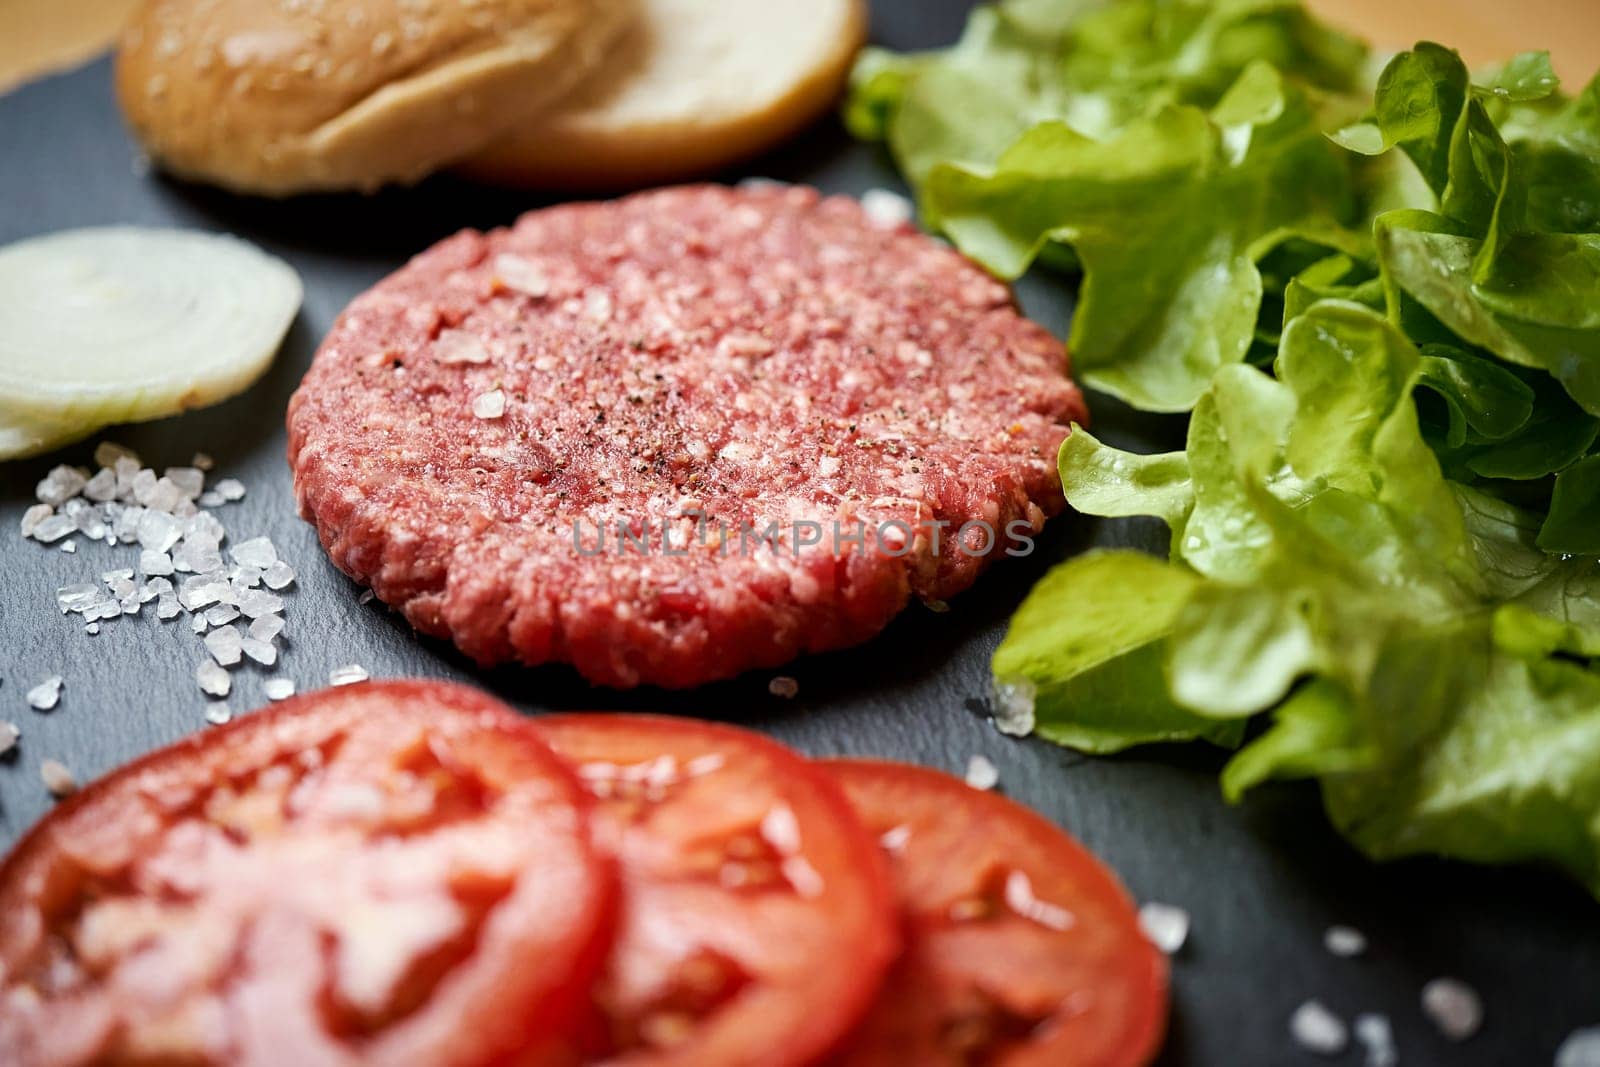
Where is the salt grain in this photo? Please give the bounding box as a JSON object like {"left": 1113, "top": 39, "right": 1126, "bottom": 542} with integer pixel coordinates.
{"left": 1324, "top": 925, "right": 1368, "bottom": 958}
{"left": 768, "top": 676, "right": 799, "bottom": 699}
{"left": 1557, "top": 1026, "right": 1600, "bottom": 1067}
{"left": 191, "top": 451, "right": 214, "bottom": 471}
{"left": 964, "top": 754, "right": 999, "bottom": 791}
{"left": 241, "top": 636, "right": 277, "bottom": 666}
{"left": 32, "top": 514, "right": 75, "bottom": 542}
{"left": 249, "top": 614, "right": 285, "bottom": 643}
{"left": 204, "top": 702, "right": 232, "bottom": 726}
{"left": 59, "top": 539, "right": 77, "bottom": 553}
{"left": 1138, "top": 902, "right": 1191, "bottom": 954}
{"left": 1003, "top": 870, "right": 1074, "bottom": 931}
{"left": 57, "top": 582, "right": 101, "bottom": 614}
{"left": 236, "top": 588, "right": 283, "bottom": 619}
{"left": 262, "top": 561, "right": 296, "bottom": 590}
{"left": 190, "top": 614, "right": 208, "bottom": 633}
{"left": 494, "top": 254, "right": 550, "bottom": 297}
{"left": 230, "top": 536, "right": 277, "bottom": 569}
{"left": 436, "top": 329, "right": 491, "bottom": 365}
{"left": 862, "top": 188, "right": 914, "bottom": 229}
{"left": 198, "top": 490, "right": 225, "bottom": 508}
{"left": 264, "top": 678, "right": 296, "bottom": 701}
{"left": 879, "top": 824, "right": 911, "bottom": 852}
{"left": 196, "top": 660, "right": 231, "bottom": 697}
{"left": 0, "top": 720, "right": 19, "bottom": 756}
{"left": 1289, "top": 1000, "right": 1349, "bottom": 1056}
{"left": 40, "top": 758, "right": 76, "bottom": 798}
{"left": 204, "top": 626, "right": 243, "bottom": 667}
{"left": 1421, "top": 977, "right": 1482, "bottom": 1041}
{"left": 26, "top": 676, "right": 62, "bottom": 711}
{"left": 94, "top": 441, "right": 138, "bottom": 468}
{"left": 329, "top": 664, "right": 369, "bottom": 686}
{"left": 36, "top": 465, "right": 87, "bottom": 507}
{"left": 991, "top": 676, "right": 1037, "bottom": 737}
{"left": 214, "top": 478, "right": 246, "bottom": 502}
{"left": 139, "top": 549, "right": 175, "bottom": 575}
{"left": 473, "top": 389, "right": 507, "bottom": 420}
{"left": 204, "top": 604, "right": 240, "bottom": 627}
{"left": 84, "top": 623, "right": 100, "bottom": 636}
{"left": 1354, "top": 1013, "right": 1397, "bottom": 1067}
{"left": 20, "top": 503, "right": 52, "bottom": 537}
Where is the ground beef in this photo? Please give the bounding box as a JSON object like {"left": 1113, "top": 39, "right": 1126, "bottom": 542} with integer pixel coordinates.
{"left": 287, "top": 184, "right": 1086, "bottom": 688}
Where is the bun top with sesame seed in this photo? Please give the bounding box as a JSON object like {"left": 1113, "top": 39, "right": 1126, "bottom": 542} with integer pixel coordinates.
{"left": 115, "top": 0, "right": 632, "bottom": 196}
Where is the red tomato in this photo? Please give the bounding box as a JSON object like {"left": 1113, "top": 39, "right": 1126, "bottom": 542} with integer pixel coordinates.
{"left": 820, "top": 760, "right": 1168, "bottom": 1067}
{"left": 0, "top": 681, "right": 615, "bottom": 1067}
{"left": 533, "top": 715, "right": 899, "bottom": 1066}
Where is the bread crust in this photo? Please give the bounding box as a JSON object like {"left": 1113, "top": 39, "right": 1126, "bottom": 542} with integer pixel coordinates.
{"left": 457, "top": 0, "right": 868, "bottom": 190}
{"left": 115, "top": 0, "right": 630, "bottom": 195}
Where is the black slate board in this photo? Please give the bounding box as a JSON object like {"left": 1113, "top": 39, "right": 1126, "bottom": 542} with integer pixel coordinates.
{"left": 1, "top": 4, "right": 1597, "bottom": 1064}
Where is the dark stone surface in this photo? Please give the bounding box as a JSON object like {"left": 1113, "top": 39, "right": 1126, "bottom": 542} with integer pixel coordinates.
{"left": 0, "top": 5, "right": 1595, "bottom": 1063}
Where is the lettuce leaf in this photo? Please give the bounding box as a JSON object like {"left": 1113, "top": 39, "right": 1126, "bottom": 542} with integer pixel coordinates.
{"left": 996, "top": 302, "right": 1600, "bottom": 892}
{"left": 848, "top": 0, "right": 1372, "bottom": 411}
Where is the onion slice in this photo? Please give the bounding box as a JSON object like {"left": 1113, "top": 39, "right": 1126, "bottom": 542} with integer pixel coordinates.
{"left": 0, "top": 405, "right": 95, "bottom": 461}
{"left": 0, "top": 227, "right": 301, "bottom": 433}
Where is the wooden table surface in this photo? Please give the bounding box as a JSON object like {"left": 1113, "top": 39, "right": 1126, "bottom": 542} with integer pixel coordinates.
{"left": 1, "top": 0, "right": 1596, "bottom": 95}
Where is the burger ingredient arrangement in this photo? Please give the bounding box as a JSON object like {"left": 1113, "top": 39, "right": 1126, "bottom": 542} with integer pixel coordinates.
{"left": 852, "top": 0, "right": 1600, "bottom": 894}
{"left": 0, "top": 680, "right": 1166, "bottom": 1066}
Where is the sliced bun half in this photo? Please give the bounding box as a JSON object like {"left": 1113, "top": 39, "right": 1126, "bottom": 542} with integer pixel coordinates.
{"left": 458, "top": 0, "right": 868, "bottom": 190}
{"left": 115, "top": 0, "right": 632, "bottom": 196}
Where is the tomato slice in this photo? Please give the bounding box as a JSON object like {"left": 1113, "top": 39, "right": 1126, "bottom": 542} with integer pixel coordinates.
{"left": 820, "top": 760, "right": 1168, "bottom": 1067}
{"left": 533, "top": 715, "right": 899, "bottom": 1066}
{"left": 0, "top": 681, "right": 615, "bottom": 1067}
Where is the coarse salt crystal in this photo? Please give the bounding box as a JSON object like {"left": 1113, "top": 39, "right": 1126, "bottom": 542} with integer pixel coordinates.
{"left": 0, "top": 720, "right": 19, "bottom": 756}
{"left": 31, "top": 514, "right": 76, "bottom": 543}
{"left": 862, "top": 188, "right": 914, "bottom": 229}
{"left": 57, "top": 582, "right": 101, "bottom": 614}
{"left": 26, "top": 676, "right": 62, "bottom": 711}
{"left": 1354, "top": 1013, "right": 1397, "bottom": 1067}
{"left": 236, "top": 588, "right": 283, "bottom": 619}
{"left": 59, "top": 540, "right": 77, "bottom": 553}
{"left": 157, "top": 595, "right": 181, "bottom": 620}
{"left": 85, "top": 623, "right": 100, "bottom": 636}
{"left": 204, "top": 702, "right": 232, "bottom": 726}
{"left": 136, "top": 510, "right": 183, "bottom": 552}
{"left": 205, "top": 604, "right": 240, "bottom": 627}
{"left": 358, "top": 589, "right": 375, "bottom": 605}
{"left": 1421, "top": 977, "right": 1482, "bottom": 1041}
{"left": 230, "top": 536, "right": 277, "bottom": 569}
{"left": 965, "top": 754, "right": 999, "bottom": 791}
{"left": 768, "top": 676, "right": 799, "bottom": 699}
{"left": 240, "top": 636, "right": 277, "bottom": 666}
{"left": 83, "top": 467, "right": 117, "bottom": 501}
{"left": 164, "top": 467, "right": 205, "bottom": 498}
{"left": 36, "top": 465, "right": 87, "bottom": 506}
{"left": 1138, "top": 902, "right": 1190, "bottom": 954}
{"left": 140, "top": 549, "right": 175, "bottom": 575}
{"left": 494, "top": 254, "right": 550, "bottom": 297}
{"left": 1290, "top": 1000, "right": 1349, "bottom": 1056}
{"left": 1557, "top": 1026, "right": 1600, "bottom": 1067}
{"left": 330, "top": 664, "right": 368, "bottom": 686}
{"left": 204, "top": 626, "right": 243, "bottom": 667}
{"left": 191, "top": 451, "right": 214, "bottom": 471}
{"left": 214, "top": 478, "right": 246, "bottom": 502}
{"left": 20, "top": 503, "right": 52, "bottom": 537}
{"left": 249, "top": 614, "right": 286, "bottom": 643}
{"left": 197, "top": 660, "right": 231, "bottom": 697}
{"left": 473, "top": 389, "right": 507, "bottom": 420}
{"left": 198, "top": 490, "right": 225, "bottom": 508}
{"left": 261, "top": 561, "right": 296, "bottom": 591}
{"left": 40, "top": 758, "right": 76, "bottom": 798}
{"left": 190, "top": 613, "right": 208, "bottom": 633}
{"left": 95, "top": 441, "right": 139, "bottom": 468}
{"left": 991, "top": 676, "right": 1037, "bottom": 737}
{"left": 436, "top": 329, "right": 491, "bottom": 365}
{"left": 760, "top": 804, "right": 802, "bottom": 855}
{"left": 1004, "top": 870, "right": 1074, "bottom": 931}
{"left": 1324, "top": 925, "right": 1367, "bottom": 958}
{"left": 880, "top": 825, "right": 911, "bottom": 852}
{"left": 818, "top": 455, "right": 841, "bottom": 476}
{"left": 264, "top": 678, "right": 296, "bottom": 701}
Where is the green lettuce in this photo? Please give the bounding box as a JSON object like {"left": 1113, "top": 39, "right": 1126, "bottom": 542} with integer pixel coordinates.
{"left": 849, "top": 0, "right": 1372, "bottom": 411}
{"left": 997, "top": 302, "right": 1600, "bottom": 892}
